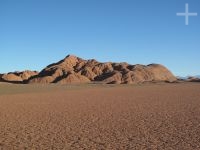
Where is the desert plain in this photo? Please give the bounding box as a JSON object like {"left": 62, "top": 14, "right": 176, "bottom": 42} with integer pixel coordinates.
{"left": 0, "top": 82, "right": 200, "bottom": 149}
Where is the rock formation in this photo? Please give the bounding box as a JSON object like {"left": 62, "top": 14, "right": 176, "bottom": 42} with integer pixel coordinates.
{"left": 28, "top": 55, "right": 177, "bottom": 84}
{"left": 187, "top": 76, "right": 200, "bottom": 82}
{"left": 1, "top": 71, "right": 38, "bottom": 83}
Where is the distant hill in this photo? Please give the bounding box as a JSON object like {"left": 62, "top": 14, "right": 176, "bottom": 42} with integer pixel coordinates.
{"left": 177, "top": 75, "right": 200, "bottom": 82}
{"left": 0, "top": 55, "right": 178, "bottom": 84}
{"left": 27, "top": 55, "right": 177, "bottom": 84}
{"left": 0, "top": 71, "right": 38, "bottom": 83}
{"left": 187, "top": 76, "right": 200, "bottom": 82}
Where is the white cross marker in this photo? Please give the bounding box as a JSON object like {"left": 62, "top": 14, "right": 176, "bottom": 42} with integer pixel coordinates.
{"left": 176, "top": 3, "right": 198, "bottom": 25}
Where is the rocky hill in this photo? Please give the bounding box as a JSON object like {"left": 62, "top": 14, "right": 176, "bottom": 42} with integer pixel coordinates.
{"left": 187, "top": 76, "right": 200, "bottom": 82}
{"left": 27, "top": 55, "right": 177, "bottom": 84}
{"left": 1, "top": 71, "right": 38, "bottom": 83}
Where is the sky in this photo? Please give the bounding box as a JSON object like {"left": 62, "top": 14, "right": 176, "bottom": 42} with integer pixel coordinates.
{"left": 0, "top": 0, "right": 199, "bottom": 76}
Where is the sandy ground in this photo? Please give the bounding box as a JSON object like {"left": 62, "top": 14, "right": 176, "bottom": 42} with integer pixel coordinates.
{"left": 0, "top": 83, "right": 200, "bottom": 149}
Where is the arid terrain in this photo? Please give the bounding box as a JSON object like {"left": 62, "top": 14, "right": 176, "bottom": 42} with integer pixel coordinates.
{"left": 0, "top": 82, "right": 200, "bottom": 149}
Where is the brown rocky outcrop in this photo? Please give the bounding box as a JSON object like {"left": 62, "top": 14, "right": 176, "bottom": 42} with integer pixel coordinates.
{"left": 1, "top": 71, "right": 38, "bottom": 83}
{"left": 28, "top": 55, "right": 177, "bottom": 84}
{"left": 187, "top": 77, "right": 200, "bottom": 82}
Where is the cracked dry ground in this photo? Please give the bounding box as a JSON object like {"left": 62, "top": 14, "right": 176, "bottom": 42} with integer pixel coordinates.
{"left": 0, "top": 83, "right": 200, "bottom": 149}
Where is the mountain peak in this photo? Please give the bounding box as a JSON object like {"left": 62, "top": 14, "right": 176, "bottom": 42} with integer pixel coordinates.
{"left": 64, "top": 54, "right": 78, "bottom": 59}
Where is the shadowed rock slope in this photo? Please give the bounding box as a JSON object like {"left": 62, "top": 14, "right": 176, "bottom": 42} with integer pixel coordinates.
{"left": 28, "top": 55, "right": 177, "bottom": 84}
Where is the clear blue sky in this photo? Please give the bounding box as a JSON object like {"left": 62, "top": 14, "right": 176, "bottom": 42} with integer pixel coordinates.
{"left": 0, "top": 0, "right": 199, "bottom": 76}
